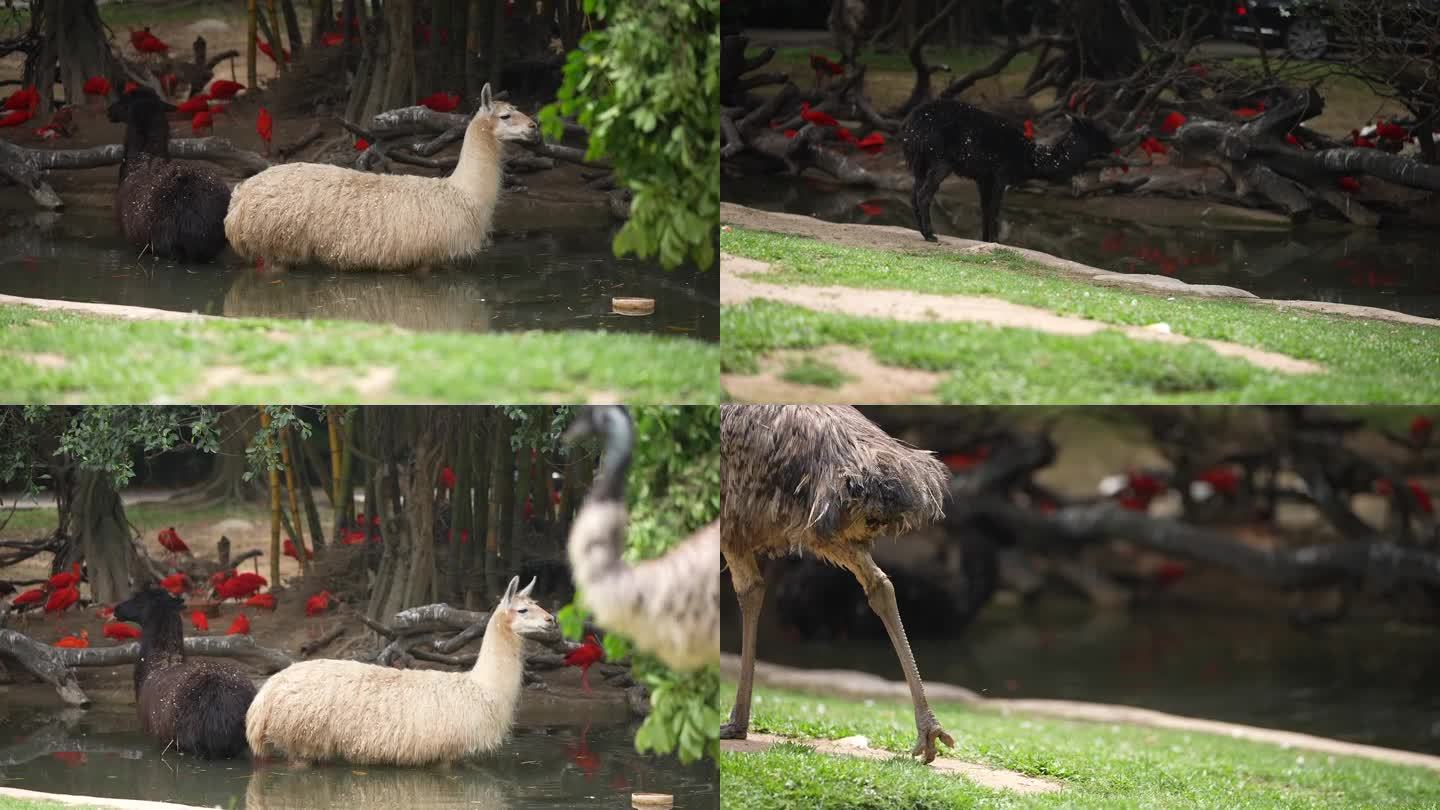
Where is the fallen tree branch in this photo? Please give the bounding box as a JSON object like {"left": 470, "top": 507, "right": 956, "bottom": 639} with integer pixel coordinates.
{"left": 299, "top": 624, "right": 345, "bottom": 657}
{"left": 0, "top": 630, "right": 88, "bottom": 706}
{"left": 55, "top": 634, "right": 294, "bottom": 673}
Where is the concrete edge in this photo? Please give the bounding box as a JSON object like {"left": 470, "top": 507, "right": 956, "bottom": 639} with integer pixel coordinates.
{"left": 721, "top": 654, "right": 1440, "bottom": 773}
{"left": 0, "top": 786, "right": 214, "bottom": 810}
{"left": 0, "top": 294, "right": 208, "bottom": 323}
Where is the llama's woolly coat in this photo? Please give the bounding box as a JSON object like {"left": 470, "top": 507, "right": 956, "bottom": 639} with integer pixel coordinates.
{"left": 720, "top": 405, "right": 949, "bottom": 557}
{"left": 245, "top": 610, "right": 524, "bottom": 765}
{"left": 224, "top": 117, "right": 505, "bottom": 271}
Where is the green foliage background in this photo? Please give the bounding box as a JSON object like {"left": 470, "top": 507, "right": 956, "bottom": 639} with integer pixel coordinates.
{"left": 540, "top": 0, "right": 720, "bottom": 271}
{"left": 556, "top": 405, "right": 721, "bottom": 764}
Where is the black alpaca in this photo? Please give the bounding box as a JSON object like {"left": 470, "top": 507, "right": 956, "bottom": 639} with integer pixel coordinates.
{"left": 901, "top": 100, "right": 1114, "bottom": 243}
{"left": 113, "top": 587, "right": 256, "bottom": 759}
{"left": 106, "top": 88, "right": 231, "bottom": 262}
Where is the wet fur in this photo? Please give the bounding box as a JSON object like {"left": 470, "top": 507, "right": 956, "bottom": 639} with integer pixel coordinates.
{"left": 901, "top": 100, "right": 1113, "bottom": 242}
{"left": 114, "top": 588, "right": 255, "bottom": 759}
{"left": 108, "top": 90, "right": 231, "bottom": 262}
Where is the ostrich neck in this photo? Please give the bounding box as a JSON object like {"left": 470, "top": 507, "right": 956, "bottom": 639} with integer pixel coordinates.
{"left": 448, "top": 121, "right": 502, "bottom": 200}
{"left": 135, "top": 612, "right": 185, "bottom": 694}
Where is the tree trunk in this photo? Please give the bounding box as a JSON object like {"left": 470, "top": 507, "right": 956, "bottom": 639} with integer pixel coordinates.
{"left": 468, "top": 412, "right": 494, "bottom": 609}
{"left": 382, "top": 0, "right": 415, "bottom": 109}
{"left": 247, "top": 0, "right": 260, "bottom": 90}
{"left": 467, "top": 0, "right": 487, "bottom": 99}
{"left": 71, "top": 470, "right": 140, "bottom": 604}
{"left": 188, "top": 408, "right": 259, "bottom": 503}
{"left": 294, "top": 430, "right": 326, "bottom": 553}
{"left": 448, "top": 418, "right": 475, "bottom": 604}
{"left": 485, "top": 409, "right": 511, "bottom": 599}
{"left": 31, "top": 0, "right": 126, "bottom": 115}
{"left": 280, "top": 0, "right": 306, "bottom": 60}
{"left": 486, "top": 0, "right": 505, "bottom": 89}
{"left": 280, "top": 428, "right": 307, "bottom": 573}
{"left": 400, "top": 410, "right": 444, "bottom": 608}
{"left": 260, "top": 409, "right": 282, "bottom": 586}
{"left": 513, "top": 435, "right": 533, "bottom": 551}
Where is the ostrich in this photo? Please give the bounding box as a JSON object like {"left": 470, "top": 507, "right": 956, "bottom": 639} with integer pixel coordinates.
{"left": 901, "top": 100, "right": 1115, "bottom": 243}
{"left": 721, "top": 405, "right": 955, "bottom": 762}
{"left": 563, "top": 405, "right": 718, "bottom": 673}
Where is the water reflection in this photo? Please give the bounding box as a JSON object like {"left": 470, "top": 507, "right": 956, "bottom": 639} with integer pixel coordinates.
{"left": 0, "top": 705, "right": 718, "bottom": 808}
{"left": 724, "top": 176, "right": 1440, "bottom": 318}
{"left": 0, "top": 210, "right": 717, "bottom": 341}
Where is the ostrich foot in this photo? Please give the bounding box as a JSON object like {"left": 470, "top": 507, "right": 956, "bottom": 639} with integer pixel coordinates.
{"left": 911, "top": 716, "right": 954, "bottom": 764}
{"left": 719, "top": 721, "right": 748, "bottom": 740}
{"left": 921, "top": 232, "right": 938, "bottom": 243}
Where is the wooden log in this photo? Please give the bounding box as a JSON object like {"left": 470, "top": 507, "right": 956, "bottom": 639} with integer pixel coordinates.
{"left": 0, "top": 630, "right": 88, "bottom": 706}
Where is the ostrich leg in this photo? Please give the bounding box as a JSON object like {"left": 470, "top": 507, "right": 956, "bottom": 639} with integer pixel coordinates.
{"left": 720, "top": 550, "right": 766, "bottom": 740}
{"left": 831, "top": 545, "right": 953, "bottom": 763}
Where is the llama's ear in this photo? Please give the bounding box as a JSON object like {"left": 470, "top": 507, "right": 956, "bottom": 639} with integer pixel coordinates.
{"left": 518, "top": 576, "right": 536, "bottom": 598}
{"left": 502, "top": 575, "right": 519, "bottom": 603}
{"left": 479, "top": 83, "right": 492, "bottom": 112}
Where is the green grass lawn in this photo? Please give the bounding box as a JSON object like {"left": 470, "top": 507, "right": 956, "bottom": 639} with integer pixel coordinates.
{"left": 721, "top": 228, "right": 1440, "bottom": 404}
{"left": 722, "top": 684, "right": 1440, "bottom": 808}
{"left": 0, "top": 303, "right": 719, "bottom": 403}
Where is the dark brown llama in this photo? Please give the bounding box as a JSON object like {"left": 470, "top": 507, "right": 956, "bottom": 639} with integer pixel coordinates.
{"left": 720, "top": 405, "right": 954, "bottom": 762}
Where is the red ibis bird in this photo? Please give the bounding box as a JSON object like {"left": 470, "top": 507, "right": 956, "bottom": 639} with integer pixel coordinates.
{"left": 835, "top": 126, "right": 855, "bottom": 143}
{"left": 136, "top": 31, "right": 170, "bottom": 55}
{"left": 1338, "top": 176, "right": 1361, "bottom": 193}
{"left": 305, "top": 590, "right": 333, "bottom": 617}
{"left": 217, "top": 573, "right": 267, "bottom": 601}
{"left": 245, "top": 592, "right": 277, "bottom": 610}
{"left": 227, "top": 613, "right": 251, "bottom": 635}
{"left": 160, "top": 573, "right": 189, "bottom": 595}
{"left": 1100, "top": 470, "right": 1167, "bottom": 512}
{"left": 1160, "top": 111, "right": 1187, "bottom": 134}
{"left": 439, "top": 466, "right": 457, "bottom": 490}
{"left": 175, "top": 94, "right": 211, "bottom": 114}
{"left": 82, "top": 76, "right": 111, "bottom": 99}
{"left": 256, "top": 106, "right": 273, "bottom": 154}
{"left": 799, "top": 102, "right": 838, "bottom": 128}
{"left": 1192, "top": 467, "right": 1240, "bottom": 500}
{"left": 96, "top": 605, "right": 115, "bottom": 620}
{"left": 1348, "top": 129, "right": 1376, "bottom": 148}
{"left": 208, "top": 80, "right": 245, "bottom": 100}
{"left": 1023, "top": 119, "right": 1036, "bottom": 141}
{"left": 1376, "top": 479, "right": 1434, "bottom": 513}
{"left": 321, "top": 31, "right": 344, "bottom": 47}
{"left": 210, "top": 569, "right": 234, "bottom": 591}
{"left": 45, "top": 586, "right": 80, "bottom": 615}
{"left": 103, "top": 622, "right": 141, "bottom": 641}
{"left": 809, "top": 53, "right": 844, "bottom": 76}
{"left": 257, "top": 37, "right": 290, "bottom": 63}
{"left": 342, "top": 529, "right": 367, "bottom": 545}
{"left": 419, "top": 91, "right": 460, "bottom": 112}
{"left": 1139, "top": 136, "right": 1167, "bottom": 157}
{"left": 48, "top": 563, "right": 81, "bottom": 591}
{"left": 1283, "top": 133, "right": 1302, "bottom": 148}
{"left": 123, "top": 81, "right": 140, "bottom": 94}
{"left": 857, "top": 202, "right": 883, "bottom": 217}
{"left": 4, "top": 85, "right": 38, "bottom": 111}
{"left": 12, "top": 588, "right": 46, "bottom": 609}
{"left": 283, "top": 538, "right": 312, "bottom": 560}
{"left": 158, "top": 527, "right": 190, "bottom": 555}
{"left": 1411, "top": 415, "right": 1433, "bottom": 444}
{"left": 55, "top": 631, "right": 89, "bottom": 649}
{"left": 191, "top": 610, "right": 210, "bottom": 632}
{"left": 940, "top": 447, "right": 990, "bottom": 471}
{"left": 0, "top": 108, "right": 34, "bottom": 128}
{"left": 192, "top": 109, "right": 216, "bottom": 135}
{"left": 1375, "top": 120, "right": 1409, "bottom": 141}
{"left": 564, "top": 634, "right": 604, "bottom": 694}
{"left": 1152, "top": 560, "right": 1187, "bottom": 586}
{"left": 855, "top": 132, "right": 885, "bottom": 154}
{"left": 353, "top": 137, "right": 370, "bottom": 151}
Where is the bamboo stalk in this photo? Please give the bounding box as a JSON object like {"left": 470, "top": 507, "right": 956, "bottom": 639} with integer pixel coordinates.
{"left": 267, "top": 0, "right": 286, "bottom": 73}
{"left": 327, "top": 407, "right": 343, "bottom": 514}
{"left": 280, "top": 427, "right": 307, "bottom": 574}
{"left": 260, "top": 408, "right": 280, "bottom": 586}
{"left": 247, "top": 0, "right": 259, "bottom": 90}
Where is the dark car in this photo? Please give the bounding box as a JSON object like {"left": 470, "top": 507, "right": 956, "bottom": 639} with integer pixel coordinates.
{"left": 1222, "top": 0, "right": 1440, "bottom": 60}
{"left": 1222, "top": 0, "right": 1333, "bottom": 59}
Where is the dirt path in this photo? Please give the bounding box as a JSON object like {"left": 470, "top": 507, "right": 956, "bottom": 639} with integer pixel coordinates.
{"left": 721, "top": 654, "right": 1440, "bottom": 773}
{"left": 722, "top": 344, "right": 945, "bottom": 403}
{"left": 722, "top": 732, "right": 1065, "bottom": 795}
{"left": 723, "top": 253, "right": 1325, "bottom": 375}
{"left": 722, "top": 204, "right": 1440, "bottom": 328}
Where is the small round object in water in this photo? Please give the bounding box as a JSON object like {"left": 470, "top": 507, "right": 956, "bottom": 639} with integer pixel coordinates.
{"left": 612, "top": 297, "right": 655, "bottom": 316}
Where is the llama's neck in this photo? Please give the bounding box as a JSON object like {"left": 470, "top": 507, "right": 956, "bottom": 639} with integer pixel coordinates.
{"left": 1022, "top": 136, "right": 1093, "bottom": 181}
{"left": 470, "top": 611, "right": 524, "bottom": 712}
{"left": 448, "top": 119, "right": 503, "bottom": 201}
{"left": 135, "top": 612, "right": 185, "bottom": 694}
{"left": 120, "top": 118, "right": 169, "bottom": 182}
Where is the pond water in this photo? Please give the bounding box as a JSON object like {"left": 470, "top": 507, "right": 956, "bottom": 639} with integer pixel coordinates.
{"left": 724, "top": 175, "right": 1440, "bottom": 319}
{"left": 0, "top": 704, "right": 718, "bottom": 809}
{"left": 0, "top": 210, "right": 717, "bottom": 342}
{"left": 722, "top": 598, "right": 1440, "bottom": 755}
